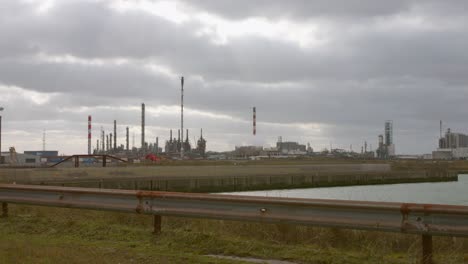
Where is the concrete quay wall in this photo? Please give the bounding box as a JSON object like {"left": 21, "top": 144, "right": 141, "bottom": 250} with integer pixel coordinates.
{"left": 0, "top": 163, "right": 456, "bottom": 193}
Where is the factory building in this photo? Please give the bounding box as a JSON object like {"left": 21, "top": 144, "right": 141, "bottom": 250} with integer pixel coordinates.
{"left": 233, "top": 137, "right": 308, "bottom": 159}
{"left": 24, "top": 150, "right": 59, "bottom": 164}
{"left": 276, "top": 137, "right": 307, "bottom": 155}
{"left": 24, "top": 150, "right": 59, "bottom": 157}
{"left": 438, "top": 128, "right": 468, "bottom": 149}
{"left": 1, "top": 148, "right": 41, "bottom": 166}
{"left": 234, "top": 146, "right": 263, "bottom": 158}
{"left": 433, "top": 128, "right": 468, "bottom": 159}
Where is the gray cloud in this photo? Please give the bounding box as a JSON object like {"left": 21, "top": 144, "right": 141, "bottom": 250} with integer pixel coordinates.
{"left": 1, "top": 0, "right": 468, "bottom": 155}
{"left": 184, "top": 0, "right": 413, "bottom": 20}
{"left": 184, "top": 1, "right": 468, "bottom": 20}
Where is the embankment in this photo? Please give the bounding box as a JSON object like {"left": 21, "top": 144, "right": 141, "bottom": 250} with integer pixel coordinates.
{"left": 0, "top": 163, "right": 457, "bottom": 192}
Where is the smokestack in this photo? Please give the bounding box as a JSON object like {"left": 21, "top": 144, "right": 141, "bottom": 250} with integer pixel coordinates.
{"left": 186, "top": 129, "right": 188, "bottom": 142}
{"left": 180, "top": 76, "right": 184, "bottom": 159}
{"left": 178, "top": 129, "right": 180, "bottom": 142}
{"left": 440, "top": 120, "right": 442, "bottom": 138}
{"left": 113, "top": 120, "right": 117, "bottom": 150}
{"left": 200, "top": 128, "right": 203, "bottom": 139}
{"left": 170, "top": 130, "right": 173, "bottom": 143}
{"left": 97, "top": 139, "right": 99, "bottom": 152}
{"left": 110, "top": 133, "right": 113, "bottom": 152}
{"left": 88, "top": 115, "right": 92, "bottom": 155}
{"left": 141, "top": 103, "right": 145, "bottom": 151}
{"left": 253, "top": 107, "right": 256, "bottom": 135}
{"left": 106, "top": 134, "right": 109, "bottom": 151}
{"left": 101, "top": 129, "right": 105, "bottom": 152}
{"left": 126, "top": 127, "right": 129, "bottom": 151}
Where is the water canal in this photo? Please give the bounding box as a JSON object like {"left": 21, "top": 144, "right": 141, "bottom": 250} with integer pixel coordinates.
{"left": 224, "top": 174, "right": 468, "bottom": 205}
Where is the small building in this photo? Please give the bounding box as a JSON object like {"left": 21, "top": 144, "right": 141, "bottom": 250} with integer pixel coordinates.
{"left": 207, "top": 154, "right": 227, "bottom": 160}
{"left": 432, "top": 149, "right": 453, "bottom": 160}
{"left": 234, "top": 146, "right": 263, "bottom": 158}
{"left": 1, "top": 151, "right": 41, "bottom": 166}
{"left": 260, "top": 147, "right": 281, "bottom": 157}
{"left": 422, "top": 154, "right": 433, "bottom": 160}
{"left": 396, "top": 155, "right": 421, "bottom": 160}
{"left": 24, "top": 150, "right": 59, "bottom": 157}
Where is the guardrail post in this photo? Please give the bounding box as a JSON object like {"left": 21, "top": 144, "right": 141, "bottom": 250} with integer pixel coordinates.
{"left": 74, "top": 156, "right": 79, "bottom": 168}
{"left": 1, "top": 202, "right": 7, "bottom": 217}
{"left": 422, "top": 234, "right": 433, "bottom": 264}
{"left": 153, "top": 215, "right": 161, "bottom": 234}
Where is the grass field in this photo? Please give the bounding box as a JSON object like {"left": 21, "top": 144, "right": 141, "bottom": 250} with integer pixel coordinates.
{"left": 0, "top": 205, "right": 467, "bottom": 263}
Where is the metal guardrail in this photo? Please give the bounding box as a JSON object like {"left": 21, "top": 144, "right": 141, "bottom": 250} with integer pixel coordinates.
{"left": 1, "top": 184, "right": 467, "bottom": 263}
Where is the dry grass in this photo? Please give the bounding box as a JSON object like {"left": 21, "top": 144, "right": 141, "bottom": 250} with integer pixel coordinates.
{"left": 0, "top": 205, "right": 467, "bottom": 263}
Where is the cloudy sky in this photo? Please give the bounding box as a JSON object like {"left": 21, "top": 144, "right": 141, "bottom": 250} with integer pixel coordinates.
{"left": 1, "top": 0, "right": 467, "bottom": 155}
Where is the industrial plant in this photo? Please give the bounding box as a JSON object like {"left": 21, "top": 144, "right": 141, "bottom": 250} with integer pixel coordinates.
{"left": 78, "top": 77, "right": 208, "bottom": 162}
{"left": 92, "top": 101, "right": 207, "bottom": 161}
{"left": 0, "top": 69, "right": 414, "bottom": 165}
{"left": 0, "top": 71, "right": 450, "bottom": 164}
{"left": 432, "top": 121, "right": 468, "bottom": 159}
{"left": 0, "top": 77, "right": 207, "bottom": 166}
{"left": 376, "top": 120, "right": 396, "bottom": 159}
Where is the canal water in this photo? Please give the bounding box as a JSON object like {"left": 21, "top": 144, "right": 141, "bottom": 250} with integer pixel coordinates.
{"left": 224, "top": 174, "right": 468, "bottom": 205}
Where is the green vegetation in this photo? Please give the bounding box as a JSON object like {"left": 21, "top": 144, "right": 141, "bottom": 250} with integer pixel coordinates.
{"left": 1, "top": 205, "right": 467, "bottom": 263}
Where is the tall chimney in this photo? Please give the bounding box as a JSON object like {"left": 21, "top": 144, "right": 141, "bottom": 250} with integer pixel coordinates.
{"left": 180, "top": 76, "right": 184, "bottom": 159}
{"left": 106, "top": 134, "right": 109, "bottom": 151}
{"left": 178, "top": 129, "right": 180, "bottom": 143}
{"left": 97, "top": 139, "right": 99, "bottom": 152}
{"left": 126, "top": 127, "right": 129, "bottom": 151}
{"left": 253, "top": 107, "right": 256, "bottom": 135}
{"left": 440, "top": 120, "right": 442, "bottom": 139}
{"left": 88, "top": 115, "right": 92, "bottom": 155}
{"left": 110, "top": 133, "right": 113, "bottom": 152}
{"left": 156, "top": 137, "right": 159, "bottom": 155}
{"left": 186, "top": 129, "right": 189, "bottom": 142}
{"left": 101, "top": 129, "right": 105, "bottom": 152}
{"left": 113, "top": 120, "right": 117, "bottom": 150}
{"left": 170, "top": 130, "right": 173, "bottom": 143}
{"left": 141, "top": 103, "right": 145, "bottom": 151}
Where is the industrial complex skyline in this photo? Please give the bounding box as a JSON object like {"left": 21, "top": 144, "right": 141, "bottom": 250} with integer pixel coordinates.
{"left": 1, "top": 1, "right": 468, "bottom": 155}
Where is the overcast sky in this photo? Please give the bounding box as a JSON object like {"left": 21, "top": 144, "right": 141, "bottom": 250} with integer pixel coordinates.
{"left": 1, "top": 0, "right": 467, "bottom": 155}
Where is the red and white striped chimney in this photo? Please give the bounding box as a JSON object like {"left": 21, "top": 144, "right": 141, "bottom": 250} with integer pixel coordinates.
{"left": 253, "top": 107, "right": 256, "bottom": 136}
{"left": 88, "top": 115, "right": 92, "bottom": 154}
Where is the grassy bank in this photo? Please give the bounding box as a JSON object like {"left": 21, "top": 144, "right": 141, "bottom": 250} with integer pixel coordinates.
{"left": 0, "top": 205, "right": 467, "bottom": 263}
